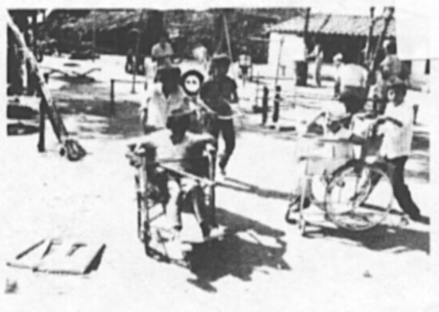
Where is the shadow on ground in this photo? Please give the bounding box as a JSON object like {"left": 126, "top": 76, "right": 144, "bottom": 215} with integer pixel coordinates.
{"left": 218, "top": 177, "right": 291, "bottom": 200}
{"left": 305, "top": 224, "right": 429, "bottom": 255}
{"left": 186, "top": 208, "right": 290, "bottom": 293}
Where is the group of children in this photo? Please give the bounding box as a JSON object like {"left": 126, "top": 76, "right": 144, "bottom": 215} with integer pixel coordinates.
{"left": 132, "top": 53, "right": 238, "bottom": 244}
{"left": 287, "top": 75, "right": 426, "bottom": 224}
{"left": 130, "top": 44, "right": 427, "bottom": 247}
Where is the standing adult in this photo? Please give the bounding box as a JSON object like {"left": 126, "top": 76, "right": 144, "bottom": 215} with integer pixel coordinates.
{"left": 238, "top": 46, "right": 252, "bottom": 85}
{"left": 309, "top": 41, "right": 324, "bottom": 87}
{"left": 151, "top": 31, "right": 174, "bottom": 68}
{"left": 333, "top": 53, "right": 369, "bottom": 116}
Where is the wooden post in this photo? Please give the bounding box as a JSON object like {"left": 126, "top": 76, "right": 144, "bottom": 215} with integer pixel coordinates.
{"left": 132, "top": 11, "right": 146, "bottom": 94}
{"left": 368, "top": 7, "right": 394, "bottom": 114}
{"left": 272, "top": 85, "right": 281, "bottom": 123}
{"left": 37, "top": 98, "right": 46, "bottom": 152}
{"left": 262, "top": 86, "right": 269, "bottom": 125}
{"left": 110, "top": 79, "right": 115, "bottom": 116}
{"left": 223, "top": 13, "right": 233, "bottom": 62}
{"left": 92, "top": 10, "right": 96, "bottom": 62}
{"left": 370, "top": 7, "right": 394, "bottom": 73}
{"left": 254, "top": 75, "right": 260, "bottom": 108}
{"left": 365, "top": 7, "right": 375, "bottom": 64}
{"left": 303, "top": 8, "right": 311, "bottom": 58}
{"left": 274, "top": 37, "right": 284, "bottom": 88}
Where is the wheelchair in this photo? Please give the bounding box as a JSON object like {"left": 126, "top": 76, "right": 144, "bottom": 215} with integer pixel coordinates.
{"left": 286, "top": 112, "right": 398, "bottom": 235}
{"left": 130, "top": 146, "right": 219, "bottom": 268}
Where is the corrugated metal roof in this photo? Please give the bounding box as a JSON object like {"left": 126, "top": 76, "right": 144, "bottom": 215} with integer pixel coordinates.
{"left": 270, "top": 13, "right": 395, "bottom": 37}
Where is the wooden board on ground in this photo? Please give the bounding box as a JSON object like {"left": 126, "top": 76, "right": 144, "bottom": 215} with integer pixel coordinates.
{"left": 7, "top": 238, "right": 106, "bottom": 275}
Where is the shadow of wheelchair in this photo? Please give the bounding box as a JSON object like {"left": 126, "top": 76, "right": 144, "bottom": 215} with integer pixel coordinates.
{"left": 308, "top": 222, "right": 429, "bottom": 255}
{"left": 186, "top": 207, "right": 291, "bottom": 293}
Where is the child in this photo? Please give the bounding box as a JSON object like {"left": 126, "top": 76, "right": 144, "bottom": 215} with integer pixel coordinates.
{"left": 375, "top": 77, "right": 425, "bottom": 222}
{"left": 139, "top": 66, "right": 188, "bottom": 134}
{"left": 200, "top": 53, "right": 239, "bottom": 176}
{"left": 129, "top": 106, "right": 224, "bottom": 244}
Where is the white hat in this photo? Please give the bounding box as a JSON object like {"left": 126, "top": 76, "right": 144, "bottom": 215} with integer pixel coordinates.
{"left": 333, "top": 53, "right": 343, "bottom": 62}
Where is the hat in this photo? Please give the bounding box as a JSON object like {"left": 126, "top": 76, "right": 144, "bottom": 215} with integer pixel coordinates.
{"left": 333, "top": 53, "right": 343, "bottom": 62}
{"left": 387, "top": 77, "right": 407, "bottom": 90}
{"left": 211, "top": 53, "right": 231, "bottom": 65}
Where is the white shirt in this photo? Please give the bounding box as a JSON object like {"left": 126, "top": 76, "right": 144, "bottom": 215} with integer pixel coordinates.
{"left": 379, "top": 100, "right": 414, "bottom": 159}
{"left": 238, "top": 54, "right": 252, "bottom": 67}
{"left": 335, "top": 64, "right": 368, "bottom": 89}
{"left": 140, "top": 83, "right": 187, "bottom": 129}
{"left": 151, "top": 42, "right": 173, "bottom": 66}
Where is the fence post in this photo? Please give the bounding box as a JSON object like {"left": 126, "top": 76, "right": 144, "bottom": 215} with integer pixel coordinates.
{"left": 110, "top": 79, "right": 115, "bottom": 116}
{"left": 262, "top": 86, "right": 269, "bottom": 125}
{"left": 272, "top": 85, "right": 281, "bottom": 123}
{"left": 37, "top": 99, "right": 46, "bottom": 152}
{"left": 254, "top": 75, "right": 260, "bottom": 109}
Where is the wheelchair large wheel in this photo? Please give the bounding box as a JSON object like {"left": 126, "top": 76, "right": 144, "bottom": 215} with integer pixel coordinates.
{"left": 324, "top": 162, "right": 393, "bottom": 231}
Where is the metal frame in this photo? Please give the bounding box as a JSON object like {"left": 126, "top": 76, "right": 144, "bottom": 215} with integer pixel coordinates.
{"left": 134, "top": 151, "right": 217, "bottom": 266}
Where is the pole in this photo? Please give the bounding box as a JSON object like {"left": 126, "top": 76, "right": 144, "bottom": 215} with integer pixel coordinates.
{"left": 92, "top": 10, "right": 96, "bottom": 62}
{"left": 303, "top": 8, "right": 311, "bottom": 59}
{"left": 37, "top": 98, "right": 46, "bottom": 152}
{"left": 223, "top": 13, "right": 233, "bottom": 62}
{"left": 274, "top": 37, "right": 284, "bottom": 88}
{"left": 262, "top": 86, "right": 269, "bottom": 125}
{"left": 367, "top": 7, "right": 394, "bottom": 113}
{"left": 110, "top": 79, "right": 115, "bottom": 116}
{"left": 272, "top": 85, "right": 281, "bottom": 124}
{"left": 365, "top": 7, "right": 375, "bottom": 64}
{"left": 132, "top": 11, "right": 146, "bottom": 94}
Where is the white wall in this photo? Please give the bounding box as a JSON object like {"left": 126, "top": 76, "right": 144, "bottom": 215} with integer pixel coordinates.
{"left": 410, "top": 60, "right": 429, "bottom": 91}
{"left": 268, "top": 32, "right": 306, "bottom": 78}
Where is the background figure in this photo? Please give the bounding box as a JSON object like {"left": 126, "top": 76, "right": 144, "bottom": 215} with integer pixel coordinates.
{"left": 333, "top": 53, "right": 368, "bottom": 116}
{"left": 238, "top": 46, "right": 252, "bottom": 85}
{"left": 308, "top": 41, "right": 324, "bottom": 87}
{"left": 151, "top": 31, "right": 174, "bottom": 68}
{"left": 374, "top": 40, "right": 409, "bottom": 114}
{"left": 192, "top": 43, "right": 209, "bottom": 71}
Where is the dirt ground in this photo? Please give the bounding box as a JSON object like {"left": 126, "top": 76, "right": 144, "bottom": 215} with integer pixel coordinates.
{"left": 2, "top": 55, "right": 437, "bottom": 312}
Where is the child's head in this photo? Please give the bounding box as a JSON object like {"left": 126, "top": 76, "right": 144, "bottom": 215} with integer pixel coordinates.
{"left": 159, "top": 31, "right": 169, "bottom": 45}
{"left": 210, "top": 54, "right": 231, "bottom": 78}
{"left": 157, "top": 66, "right": 181, "bottom": 93}
{"left": 387, "top": 78, "right": 407, "bottom": 105}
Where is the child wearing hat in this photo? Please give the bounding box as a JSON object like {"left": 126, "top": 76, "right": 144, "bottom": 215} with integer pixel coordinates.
{"left": 200, "top": 53, "right": 239, "bottom": 176}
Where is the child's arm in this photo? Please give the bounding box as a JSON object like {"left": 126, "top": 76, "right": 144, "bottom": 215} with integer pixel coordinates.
{"left": 382, "top": 116, "right": 403, "bottom": 128}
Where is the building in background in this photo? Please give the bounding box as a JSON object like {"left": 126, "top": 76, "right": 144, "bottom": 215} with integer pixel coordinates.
{"left": 268, "top": 12, "right": 430, "bottom": 90}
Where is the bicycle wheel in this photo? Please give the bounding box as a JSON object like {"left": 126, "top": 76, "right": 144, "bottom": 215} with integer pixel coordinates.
{"left": 325, "top": 162, "right": 393, "bottom": 231}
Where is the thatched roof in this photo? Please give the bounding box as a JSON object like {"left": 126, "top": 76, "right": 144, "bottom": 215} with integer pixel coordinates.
{"left": 270, "top": 13, "right": 396, "bottom": 37}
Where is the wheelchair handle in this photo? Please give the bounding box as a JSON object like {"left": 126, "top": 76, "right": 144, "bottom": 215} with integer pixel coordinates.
{"left": 158, "top": 164, "right": 216, "bottom": 187}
